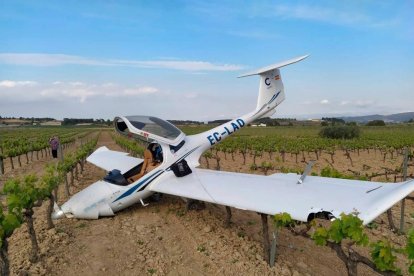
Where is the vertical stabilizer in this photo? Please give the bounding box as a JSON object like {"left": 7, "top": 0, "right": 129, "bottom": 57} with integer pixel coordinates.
{"left": 238, "top": 55, "right": 308, "bottom": 118}
{"left": 256, "top": 68, "right": 285, "bottom": 116}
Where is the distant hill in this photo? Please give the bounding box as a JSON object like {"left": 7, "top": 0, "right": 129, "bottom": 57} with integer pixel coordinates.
{"left": 339, "top": 112, "right": 414, "bottom": 123}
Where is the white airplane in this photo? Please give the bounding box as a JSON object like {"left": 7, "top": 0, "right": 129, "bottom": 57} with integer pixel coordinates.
{"left": 52, "top": 55, "right": 414, "bottom": 225}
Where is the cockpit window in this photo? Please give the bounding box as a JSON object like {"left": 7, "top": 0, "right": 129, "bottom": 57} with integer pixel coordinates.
{"left": 125, "top": 116, "right": 182, "bottom": 140}
{"left": 115, "top": 118, "right": 130, "bottom": 136}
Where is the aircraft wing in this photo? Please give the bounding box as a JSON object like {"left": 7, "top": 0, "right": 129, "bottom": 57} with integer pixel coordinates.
{"left": 149, "top": 168, "right": 414, "bottom": 224}
{"left": 86, "top": 146, "right": 142, "bottom": 174}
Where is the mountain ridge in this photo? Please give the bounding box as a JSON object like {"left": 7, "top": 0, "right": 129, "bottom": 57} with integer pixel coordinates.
{"left": 338, "top": 112, "right": 414, "bottom": 123}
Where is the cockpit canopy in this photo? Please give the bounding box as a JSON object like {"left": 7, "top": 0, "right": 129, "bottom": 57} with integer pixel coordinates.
{"left": 114, "top": 115, "right": 185, "bottom": 145}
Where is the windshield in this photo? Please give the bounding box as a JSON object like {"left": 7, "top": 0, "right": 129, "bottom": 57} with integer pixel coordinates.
{"left": 124, "top": 116, "right": 182, "bottom": 140}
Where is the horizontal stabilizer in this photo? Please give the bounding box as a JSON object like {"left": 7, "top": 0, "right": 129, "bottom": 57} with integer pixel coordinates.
{"left": 238, "top": 55, "right": 309, "bottom": 78}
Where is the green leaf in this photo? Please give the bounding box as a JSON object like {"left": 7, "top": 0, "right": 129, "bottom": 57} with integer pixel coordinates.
{"left": 370, "top": 240, "right": 399, "bottom": 273}
{"left": 409, "top": 261, "right": 414, "bottom": 274}
{"left": 2, "top": 213, "right": 21, "bottom": 236}
{"left": 405, "top": 229, "right": 414, "bottom": 259}
{"left": 312, "top": 227, "right": 328, "bottom": 246}
{"left": 273, "top": 212, "right": 293, "bottom": 229}
{"left": 7, "top": 194, "right": 23, "bottom": 213}
{"left": 327, "top": 220, "right": 343, "bottom": 243}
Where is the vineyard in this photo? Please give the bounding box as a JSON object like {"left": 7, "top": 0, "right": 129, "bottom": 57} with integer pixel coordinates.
{"left": 0, "top": 124, "right": 414, "bottom": 275}
{"left": 0, "top": 128, "right": 94, "bottom": 175}
{"left": 0, "top": 127, "right": 101, "bottom": 274}
{"left": 181, "top": 124, "right": 414, "bottom": 182}
{"left": 183, "top": 124, "right": 414, "bottom": 275}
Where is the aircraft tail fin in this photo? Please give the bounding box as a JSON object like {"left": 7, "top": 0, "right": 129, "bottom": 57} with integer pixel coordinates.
{"left": 238, "top": 55, "right": 309, "bottom": 118}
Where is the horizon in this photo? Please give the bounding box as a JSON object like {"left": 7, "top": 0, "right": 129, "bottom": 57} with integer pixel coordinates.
{"left": 1, "top": 1, "right": 413, "bottom": 121}
{"left": 2, "top": 111, "right": 414, "bottom": 123}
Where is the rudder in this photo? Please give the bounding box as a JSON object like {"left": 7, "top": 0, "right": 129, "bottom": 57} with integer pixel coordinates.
{"left": 256, "top": 68, "right": 285, "bottom": 117}
{"left": 238, "top": 55, "right": 308, "bottom": 118}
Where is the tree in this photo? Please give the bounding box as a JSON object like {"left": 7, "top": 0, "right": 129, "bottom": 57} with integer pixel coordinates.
{"left": 322, "top": 117, "right": 346, "bottom": 125}
{"left": 319, "top": 125, "right": 360, "bottom": 139}
{"left": 366, "top": 120, "right": 386, "bottom": 126}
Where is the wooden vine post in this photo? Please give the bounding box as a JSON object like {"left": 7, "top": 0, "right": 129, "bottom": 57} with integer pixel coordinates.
{"left": 399, "top": 147, "right": 409, "bottom": 234}
{"left": 386, "top": 209, "right": 397, "bottom": 232}
{"left": 225, "top": 206, "right": 232, "bottom": 228}
{"left": 260, "top": 213, "right": 271, "bottom": 264}
{"left": 0, "top": 156, "right": 4, "bottom": 175}
{"left": 24, "top": 208, "right": 39, "bottom": 263}
{"left": 58, "top": 143, "right": 70, "bottom": 197}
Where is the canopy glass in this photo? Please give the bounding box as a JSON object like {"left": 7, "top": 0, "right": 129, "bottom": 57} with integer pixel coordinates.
{"left": 115, "top": 115, "right": 183, "bottom": 141}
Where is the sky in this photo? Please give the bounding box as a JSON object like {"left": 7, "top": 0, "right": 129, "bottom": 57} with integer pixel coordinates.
{"left": 0, "top": 0, "right": 413, "bottom": 120}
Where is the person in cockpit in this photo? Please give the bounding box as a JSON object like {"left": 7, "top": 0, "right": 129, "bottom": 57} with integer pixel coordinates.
{"left": 128, "top": 143, "right": 162, "bottom": 183}
{"left": 151, "top": 143, "right": 163, "bottom": 164}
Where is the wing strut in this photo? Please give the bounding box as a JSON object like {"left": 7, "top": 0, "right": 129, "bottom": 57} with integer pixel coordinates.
{"left": 297, "top": 161, "right": 315, "bottom": 184}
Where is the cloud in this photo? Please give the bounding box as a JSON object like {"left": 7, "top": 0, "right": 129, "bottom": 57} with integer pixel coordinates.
{"left": 40, "top": 87, "right": 98, "bottom": 103}
{"left": 0, "top": 80, "right": 37, "bottom": 88}
{"left": 268, "top": 4, "right": 398, "bottom": 28}
{"left": 101, "top": 82, "right": 117, "bottom": 88}
{"left": 69, "top": 81, "right": 85, "bottom": 87}
{"left": 0, "top": 53, "right": 244, "bottom": 72}
{"left": 299, "top": 99, "right": 379, "bottom": 112}
{"left": 122, "top": 86, "right": 158, "bottom": 96}
{"left": 0, "top": 54, "right": 103, "bottom": 66}
{"left": 117, "top": 60, "right": 243, "bottom": 71}
{"left": 184, "top": 93, "right": 198, "bottom": 99}
{"left": 0, "top": 80, "right": 159, "bottom": 103}
{"left": 355, "top": 100, "right": 375, "bottom": 108}
{"left": 188, "top": 2, "right": 399, "bottom": 30}
{"left": 227, "top": 29, "right": 280, "bottom": 39}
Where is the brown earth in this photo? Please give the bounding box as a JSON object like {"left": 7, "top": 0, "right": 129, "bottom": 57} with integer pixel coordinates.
{"left": 6, "top": 131, "right": 414, "bottom": 275}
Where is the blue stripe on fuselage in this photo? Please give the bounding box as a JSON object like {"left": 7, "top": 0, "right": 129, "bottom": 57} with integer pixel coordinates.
{"left": 113, "top": 145, "right": 200, "bottom": 202}
{"left": 112, "top": 170, "right": 163, "bottom": 202}
{"left": 166, "top": 146, "right": 200, "bottom": 171}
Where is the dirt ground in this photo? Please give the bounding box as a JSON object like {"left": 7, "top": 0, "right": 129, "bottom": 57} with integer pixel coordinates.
{"left": 6, "top": 131, "right": 414, "bottom": 275}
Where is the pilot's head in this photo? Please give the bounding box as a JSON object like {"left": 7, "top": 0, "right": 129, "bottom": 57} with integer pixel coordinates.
{"left": 148, "top": 143, "right": 160, "bottom": 153}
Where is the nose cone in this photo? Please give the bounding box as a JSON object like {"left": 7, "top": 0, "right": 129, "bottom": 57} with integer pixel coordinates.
{"left": 51, "top": 209, "right": 66, "bottom": 220}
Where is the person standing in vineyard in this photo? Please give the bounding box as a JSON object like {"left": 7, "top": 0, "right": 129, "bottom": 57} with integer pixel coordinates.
{"left": 49, "top": 136, "right": 59, "bottom": 159}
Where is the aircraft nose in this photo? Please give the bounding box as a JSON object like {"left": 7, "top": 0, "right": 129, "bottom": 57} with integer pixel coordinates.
{"left": 51, "top": 209, "right": 65, "bottom": 220}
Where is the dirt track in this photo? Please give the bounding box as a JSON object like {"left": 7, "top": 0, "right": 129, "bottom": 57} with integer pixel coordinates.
{"left": 6, "top": 131, "right": 413, "bottom": 275}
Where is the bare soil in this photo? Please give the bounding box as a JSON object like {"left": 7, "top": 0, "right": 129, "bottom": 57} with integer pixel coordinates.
{"left": 6, "top": 132, "right": 414, "bottom": 275}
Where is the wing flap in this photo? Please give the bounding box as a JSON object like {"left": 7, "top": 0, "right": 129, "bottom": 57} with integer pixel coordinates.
{"left": 86, "top": 146, "right": 142, "bottom": 174}
{"left": 149, "top": 168, "right": 414, "bottom": 224}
